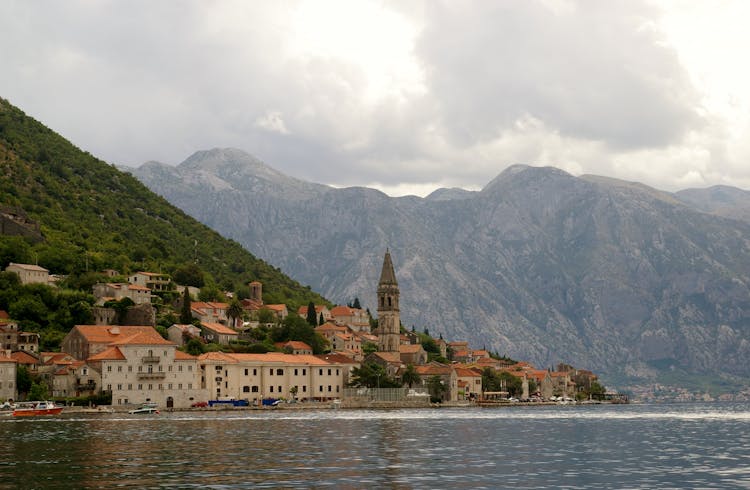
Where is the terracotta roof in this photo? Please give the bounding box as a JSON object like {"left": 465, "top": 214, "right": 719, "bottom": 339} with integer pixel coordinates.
{"left": 199, "top": 352, "right": 332, "bottom": 365}
{"left": 10, "top": 351, "right": 39, "bottom": 365}
{"left": 192, "top": 301, "right": 229, "bottom": 310}
{"left": 42, "top": 352, "right": 76, "bottom": 365}
{"left": 454, "top": 366, "right": 481, "bottom": 377}
{"left": 0, "top": 354, "right": 16, "bottom": 363}
{"left": 201, "top": 322, "right": 238, "bottom": 336}
{"left": 71, "top": 325, "right": 160, "bottom": 344}
{"left": 264, "top": 304, "right": 287, "bottom": 312}
{"left": 7, "top": 262, "right": 49, "bottom": 272}
{"left": 316, "top": 353, "right": 359, "bottom": 364}
{"left": 110, "top": 331, "right": 174, "bottom": 346}
{"left": 330, "top": 305, "right": 363, "bottom": 316}
{"left": 88, "top": 346, "right": 126, "bottom": 361}
{"left": 135, "top": 271, "right": 168, "bottom": 277}
{"left": 297, "top": 305, "right": 327, "bottom": 315}
{"left": 399, "top": 344, "right": 424, "bottom": 354}
{"left": 0, "top": 310, "right": 9, "bottom": 319}
{"left": 276, "top": 341, "right": 312, "bottom": 351}
{"left": 316, "top": 322, "right": 347, "bottom": 333}
{"left": 174, "top": 350, "right": 197, "bottom": 360}
{"left": 415, "top": 362, "right": 453, "bottom": 375}
{"left": 370, "top": 352, "right": 402, "bottom": 364}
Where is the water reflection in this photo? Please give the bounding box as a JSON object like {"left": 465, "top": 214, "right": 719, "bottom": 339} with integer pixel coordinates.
{"left": 1, "top": 404, "right": 749, "bottom": 488}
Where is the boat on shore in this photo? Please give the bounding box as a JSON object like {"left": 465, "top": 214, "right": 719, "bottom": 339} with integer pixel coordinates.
{"left": 12, "top": 401, "right": 64, "bottom": 417}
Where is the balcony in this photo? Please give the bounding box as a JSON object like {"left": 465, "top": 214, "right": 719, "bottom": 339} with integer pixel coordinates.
{"left": 141, "top": 356, "right": 160, "bottom": 363}
{"left": 137, "top": 372, "right": 166, "bottom": 380}
{"left": 76, "top": 381, "right": 97, "bottom": 390}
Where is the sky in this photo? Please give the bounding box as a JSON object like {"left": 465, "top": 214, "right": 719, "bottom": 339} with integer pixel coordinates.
{"left": 2, "top": 0, "right": 749, "bottom": 197}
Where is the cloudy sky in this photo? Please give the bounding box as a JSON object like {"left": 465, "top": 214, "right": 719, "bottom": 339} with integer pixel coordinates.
{"left": 2, "top": 1, "right": 749, "bottom": 196}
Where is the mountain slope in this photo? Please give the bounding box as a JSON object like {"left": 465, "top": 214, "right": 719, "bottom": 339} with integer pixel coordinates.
{"left": 0, "top": 98, "right": 326, "bottom": 308}
{"left": 132, "top": 149, "right": 750, "bottom": 391}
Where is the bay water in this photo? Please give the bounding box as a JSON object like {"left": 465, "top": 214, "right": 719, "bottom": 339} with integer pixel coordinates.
{"left": 1, "top": 402, "right": 749, "bottom": 489}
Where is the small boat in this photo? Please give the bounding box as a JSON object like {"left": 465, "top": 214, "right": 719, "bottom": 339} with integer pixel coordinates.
{"left": 128, "top": 403, "right": 160, "bottom": 415}
{"left": 12, "top": 401, "right": 64, "bottom": 417}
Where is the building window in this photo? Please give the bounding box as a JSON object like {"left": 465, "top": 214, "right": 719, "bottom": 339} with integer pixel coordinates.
{"left": 294, "top": 369, "right": 298, "bottom": 376}
{"left": 138, "top": 366, "right": 143, "bottom": 373}
{"left": 336, "top": 369, "right": 339, "bottom": 376}
{"left": 253, "top": 369, "right": 257, "bottom": 376}
{"left": 128, "top": 366, "right": 133, "bottom": 372}
{"left": 243, "top": 386, "right": 250, "bottom": 393}
{"left": 168, "top": 383, "right": 173, "bottom": 390}
{"left": 107, "top": 366, "right": 112, "bottom": 372}
{"left": 270, "top": 386, "right": 274, "bottom": 392}
{"left": 269, "top": 369, "right": 273, "bottom": 376}
{"left": 107, "top": 384, "right": 112, "bottom": 391}
{"left": 276, "top": 369, "right": 283, "bottom": 376}
{"left": 328, "top": 385, "right": 332, "bottom": 392}
{"left": 83, "top": 368, "right": 88, "bottom": 375}
{"left": 168, "top": 366, "right": 173, "bottom": 372}
{"left": 328, "top": 369, "right": 331, "bottom": 376}
{"left": 244, "top": 369, "right": 248, "bottom": 376}
{"left": 188, "top": 365, "right": 192, "bottom": 372}
{"left": 302, "top": 386, "right": 307, "bottom": 392}
{"left": 128, "top": 384, "right": 132, "bottom": 390}
{"left": 336, "top": 385, "right": 340, "bottom": 393}
{"left": 319, "top": 386, "right": 323, "bottom": 392}
{"left": 188, "top": 383, "right": 192, "bottom": 389}
{"left": 252, "top": 386, "right": 259, "bottom": 393}
{"left": 159, "top": 384, "right": 163, "bottom": 390}
{"left": 303, "top": 369, "right": 306, "bottom": 375}
{"left": 178, "top": 365, "right": 183, "bottom": 372}
{"left": 117, "top": 384, "right": 122, "bottom": 390}
{"left": 148, "top": 384, "right": 153, "bottom": 390}
{"left": 178, "top": 383, "right": 182, "bottom": 389}
{"left": 138, "top": 384, "right": 143, "bottom": 390}
{"left": 319, "top": 369, "right": 323, "bottom": 375}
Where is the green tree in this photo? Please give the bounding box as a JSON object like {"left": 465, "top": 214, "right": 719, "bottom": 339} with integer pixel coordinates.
{"left": 305, "top": 302, "right": 317, "bottom": 326}
{"left": 185, "top": 338, "right": 205, "bottom": 356}
{"left": 401, "top": 364, "right": 421, "bottom": 388}
{"left": 362, "top": 342, "right": 378, "bottom": 356}
{"left": 318, "top": 312, "right": 324, "bottom": 326}
{"left": 227, "top": 298, "right": 244, "bottom": 329}
{"left": 28, "top": 381, "right": 49, "bottom": 401}
{"left": 349, "top": 362, "right": 399, "bottom": 388}
{"left": 16, "top": 365, "right": 32, "bottom": 396}
{"left": 172, "top": 263, "right": 205, "bottom": 288}
{"left": 427, "top": 375, "right": 447, "bottom": 402}
{"left": 179, "top": 287, "right": 192, "bottom": 324}
{"left": 257, "top": 308, "right": 276, "bottom": 325}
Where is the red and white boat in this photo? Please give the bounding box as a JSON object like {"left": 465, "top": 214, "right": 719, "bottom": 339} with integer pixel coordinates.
{"left": 12, "top": 401, "right": 64, "bottom": 417}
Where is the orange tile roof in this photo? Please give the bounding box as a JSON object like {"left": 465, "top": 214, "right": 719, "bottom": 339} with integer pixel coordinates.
{"left": 88, "top": 346, "right": 126, "bottom": 361}
{"left": 174, "top": 350, "right": 197, "bottom": 360}
{"left": 10, "top": 351, "right": 39, "bottom": 365}
{"left": 316, "top": 322, "right": 347, "bottom": 333}
{"left": 199, "top": 352, "right": 332, "bottom": 365}
{"left": 399, "top": 344, "right": 424, "bottom": 354}
{"left": 277, "top": 341, "right": 312, "bottom": 351}
{"left": 370, "top": 352, "right": 402, "bottom": 364}
{"left": 264, "top": 304, "right": 287, "bottom": 312}
{"left": 201, "top": 322, "right": 238, "bottom": 336}
{"left": 0, "top": 310, "right": 9, "bottom": 319}
{"left": 71, "top": 325, "right": 160, "bottom": 344}
{"left": 316, "top": 353, "right": 359, "bottom": 364}
{"left": 110, "top": 331, "right": 174, "bottom": 346}
{"left": 330, "top": 305, "right": 362, "bottom": 316}
{"left": 415, "top": 364, "right": 452, "bottom": 375}
{"left": 0, "top": 354, "right": 16, "bottom": 363}
{"left": 454, "top": 366, "right": 481, "bottom": 377}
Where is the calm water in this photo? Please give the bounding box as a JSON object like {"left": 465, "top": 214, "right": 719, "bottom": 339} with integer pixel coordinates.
{"left": 1, "top": 402, "right": 749, "bottom": 489}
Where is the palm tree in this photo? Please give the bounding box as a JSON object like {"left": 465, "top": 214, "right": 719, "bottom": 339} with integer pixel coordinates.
{"left": 401, "top": 364, "right": 421, "bottom": 388}
{"left": 227, "top": 298, "right": 244, "bottom": 329}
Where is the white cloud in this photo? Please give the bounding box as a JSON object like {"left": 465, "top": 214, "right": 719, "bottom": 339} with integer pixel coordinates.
{"left": 0, "top": 0, "right": 748, "bottom": 195}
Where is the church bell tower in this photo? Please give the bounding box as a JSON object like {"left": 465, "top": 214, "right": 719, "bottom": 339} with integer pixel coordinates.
{"left": 377, "top": 249, "right": 401, "bottom": 352}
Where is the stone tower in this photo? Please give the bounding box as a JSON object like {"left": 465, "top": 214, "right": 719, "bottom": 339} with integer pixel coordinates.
{"left": 377, "top": 249, "right": 401, "bottom": 352}
{"left": 248, "top": 281, "right": 263, "bottom": 304}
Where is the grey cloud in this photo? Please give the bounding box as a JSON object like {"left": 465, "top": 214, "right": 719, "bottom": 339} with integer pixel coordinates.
{"left": 415, "top": 1, "right": 703, "bottom": 150}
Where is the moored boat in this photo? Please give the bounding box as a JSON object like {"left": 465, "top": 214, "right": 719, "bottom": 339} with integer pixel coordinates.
{"left": 12, "top": 401, "right": 64, "bottom": 417}
{"left": 128, "top": 403, "right": 160, "bottom": 414}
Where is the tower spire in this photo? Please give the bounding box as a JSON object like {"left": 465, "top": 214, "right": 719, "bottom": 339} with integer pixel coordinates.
{"left": 377, "top": 249, "right": 401, "bottom": 352}
{"left": 379, "top": 248, "right": 398, "bottom": 286}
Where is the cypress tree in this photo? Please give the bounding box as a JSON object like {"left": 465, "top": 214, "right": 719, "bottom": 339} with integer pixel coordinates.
{"left": 180, "top": 287, "right": 192, "bottom": 324}
{"left": 306, "top": 301, "right": 317, "bottom": 326}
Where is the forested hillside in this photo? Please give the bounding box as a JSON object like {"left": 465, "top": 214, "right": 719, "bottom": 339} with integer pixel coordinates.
{"left": 0, "top": 98, "right": 326, "bottom": 344}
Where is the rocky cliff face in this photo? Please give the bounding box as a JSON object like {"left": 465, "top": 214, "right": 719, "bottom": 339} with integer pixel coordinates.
{"left": 131, "top": 149, "right": 750, "bottom": 389}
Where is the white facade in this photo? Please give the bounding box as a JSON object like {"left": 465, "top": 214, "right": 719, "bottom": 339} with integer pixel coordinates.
{"left": 96, "top": 344, "right": 204, "bottom": 408}
{"left": 199, "top": 353, "right": 345, "bottom": 403}
{"left": 0, "top": 358, "right": 17, "bottom": 401}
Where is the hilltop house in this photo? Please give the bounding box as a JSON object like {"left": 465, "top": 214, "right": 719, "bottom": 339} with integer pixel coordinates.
{"left": 5, "top": 262, "right": 50, "bottom": 285}
{"left": 200, "top": 322, "right": 238, "bottom": 345}
{"left": 128, "top": 271, "right": 171, "bottom": 292}
{"left": 329, "top": 305, "right": 370, "bottom": 332}
{"left": 298, "top": 305, "right": 331, "bottom": 323}
{"left": 93, "top": 282, "right": 152, "bottom": 305}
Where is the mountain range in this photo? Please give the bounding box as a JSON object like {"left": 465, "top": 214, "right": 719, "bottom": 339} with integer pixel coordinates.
{"left": 130, "top": 148, "right": 750, "bottom": 391}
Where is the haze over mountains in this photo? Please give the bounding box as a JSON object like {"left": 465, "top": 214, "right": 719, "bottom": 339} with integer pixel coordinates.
{"left": 131, "top": 148, "right": 750, "bottom": 389}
